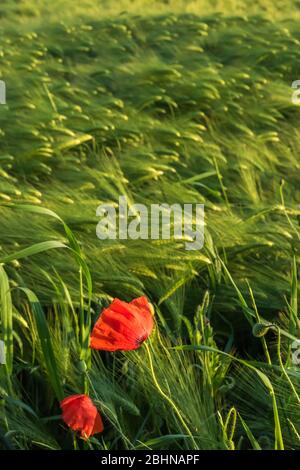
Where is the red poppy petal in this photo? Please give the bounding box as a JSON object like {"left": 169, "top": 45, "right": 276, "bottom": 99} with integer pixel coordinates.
{"left": 90, "top": 323, "right": 140, "bottom": 350}
{"left": 91, "top": 311, "right": 139, "bottom": 351}
{"left": 130, "top": 296, "right": 153, "bottom": 324}
{"left": 62, "top": 407, "right": 78, "bottom": 426}
{"left": 90, "top": 333, "right": 136, "bottom": 351}
{"left": 90, "top": 313, "right": 138, "bottom": 350}
{"left": 102, "top": 309, "right": 141, "bottom": 341}
{"left": 60, "top": 394, "right": 104, "bottom": 438}
{"left": 80, "top": 414, "right": 95, "bottom": 439}
{"left": 92, "top": 411, "right": 104, "bottom": 435}
{"left": 60, "top": 394, "right": 85, "bottom": 408}
{"left": 130, "top": 296, "right": 150, "bottom": 309}
{"left": 109, "top": 299, "right": 137, "bottom": 319}
{"left": 90, "top": 296, "right": 154, "bottom": 351}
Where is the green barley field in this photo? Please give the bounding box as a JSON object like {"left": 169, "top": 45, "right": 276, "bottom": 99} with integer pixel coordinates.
{"left": 1, "top": 0, "right": 300, "bottom": 450}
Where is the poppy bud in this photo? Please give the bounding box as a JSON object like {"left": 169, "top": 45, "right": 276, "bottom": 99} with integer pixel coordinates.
{"left": 252, "top": 323, "right": 273, "bottom": 338}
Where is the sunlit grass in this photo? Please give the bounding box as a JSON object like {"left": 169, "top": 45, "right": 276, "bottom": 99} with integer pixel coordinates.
{"left": 0, "top": 0, "right": 300, "bottom": 450}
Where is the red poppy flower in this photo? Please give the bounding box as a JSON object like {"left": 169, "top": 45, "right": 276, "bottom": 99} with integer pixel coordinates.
{"left": 90, "top": 296, "right": 154, "bottom": 351}
{"left": 60, "top": 394, "right": 103, "bottom": 439}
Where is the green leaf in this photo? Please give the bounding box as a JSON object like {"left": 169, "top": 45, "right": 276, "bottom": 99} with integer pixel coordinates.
{"left": 0, "top": 241, "right": 67, "bottom": 264}
{"left": 19, "top": 287, "right": 64, "bottom": 401}
{"left": 238, "top": 414, "right": 261, "bottom": 450}
{"left": 0, "top": 265, "right": 13, "bottom": 375}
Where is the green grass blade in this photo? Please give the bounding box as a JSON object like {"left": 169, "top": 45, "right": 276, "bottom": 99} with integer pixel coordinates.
{"left": 0, "top": 241, "right": 67, "bottom": 264}
{"left": 238, "top": 413, "right": 261, "bottom": 450}
{"left": 0, "top": 265, "right": 13, "bottom": 375}
{"left": 174, "top": 344, "right": 284, "bottom": 450}
{"left": 19, "top": 287, "right": 64, "bottom": 401}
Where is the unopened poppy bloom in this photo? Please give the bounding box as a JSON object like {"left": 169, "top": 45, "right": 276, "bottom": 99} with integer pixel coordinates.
{"left": 90, "top": 296, "right": 154, "bottom": 351}
{"left": 60, "top": 394, "right": 103, "bottom": 439}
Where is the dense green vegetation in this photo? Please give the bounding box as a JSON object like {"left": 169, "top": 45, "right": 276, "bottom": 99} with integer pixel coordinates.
{"left": 1, "top": 0, "right": 300, "bottom": 450}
